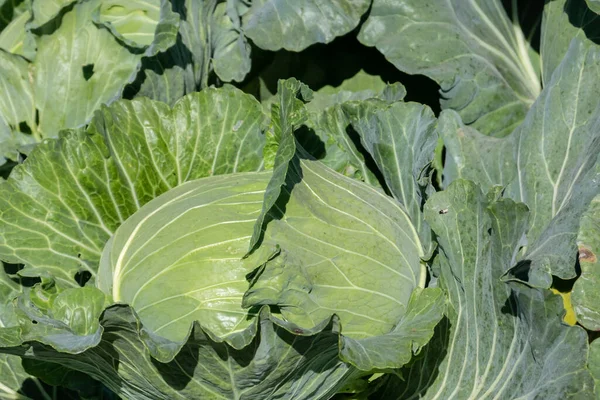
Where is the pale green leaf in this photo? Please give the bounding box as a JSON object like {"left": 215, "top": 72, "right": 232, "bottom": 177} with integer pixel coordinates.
{"left": 0, "top": 0, "right": 179, "bottom": 161}
{"left": 248, "top": 78, "right": 312, "bottom": 253}
{"left": 541, "top": 0, "right": 600, "bottom": 86}
{"left": 0, "top": 265, "right": 55, "bottom": 400}
{"left": 591, "top": 340, "right": 600, "bottom": 399}
{"left": 29, "top": 0, "right": 76, "bottom": 28}
{"left": 0, "top": 87, "right": 265, "bottom": 286}
{"left": 373, "top": 180, "right": 594, "bottom": 399}
{"left": 338, "top": 287, "right": 444, "bottom": 370}
{"left": 98, "top": 173, "right": 270, "bottom": 347}
{"left": 0, "top": 8, "right": 29, "bottom": 54}
{"left": 243, "top": 0, "right": 371, "bottom": 51}
{"left": 347, "top": 101, "right": 438, "bottom": 257}
{"left": 211, "top": 2, "right": 251, "bottom": 82}
{"left": 308, "top": 70, "right": 405, "bottom": 110}
{"left": 359, "top": 0, "right": 541, "bottom": 137}
{"left": 243, "top": 155, "right": 427, "bottom": 356}
{"left": 0, "top": 50, "right": 37, "bottom": 162}
{"left": 304, "top": 70, "right": 406, "bottom": 187}
{"left": 587, "top": 0, "right": 600, "bottom": 13}
{"left": 95, "top": 0, "right": 168, "bottom": 49}
{"left": 572, "top": 195, "right": 600, "bottom": 330}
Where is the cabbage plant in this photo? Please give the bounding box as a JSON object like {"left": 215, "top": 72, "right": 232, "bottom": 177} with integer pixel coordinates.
{"left": 0, "top": 0, "right": 599, "bottom": 399}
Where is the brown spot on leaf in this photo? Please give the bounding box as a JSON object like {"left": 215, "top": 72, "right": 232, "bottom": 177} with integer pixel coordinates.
{"left": 578, "top": 246, "right": 597, "bottom": 263}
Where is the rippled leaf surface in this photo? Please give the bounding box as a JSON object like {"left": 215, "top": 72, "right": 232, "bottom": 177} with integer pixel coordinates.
{"left": 440, "top": 38, "right": 600, "bottom": 286}
{"left": 372, "top": 180, "right": 594, "bottom": 399}
{"left": 0, "top": 87, "right": 265, "bottom": 286}
{"left": 359, "top": 0, "right": 540, "bottom": 137}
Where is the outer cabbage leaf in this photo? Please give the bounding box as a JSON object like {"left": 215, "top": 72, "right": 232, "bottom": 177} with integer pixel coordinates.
{"left": 0, "top": 50, "right": 37, "bottom": 163}
{"left": 211, "top": 1, "right": 251, "bottom": 82}
{"left": 587, "top": 0, "right": 600, "bottom": 13}
{"left": 130, "top": 0, "right": 252, "bottom": 106}
{"left": 2, "top": 304, "right": 357, "bottom": 400}
{"left": 29, "top": 0, "right": 76, "bottom": 28}
{"left": 0, "top": 0, "right": 178, "bottom": 161}
{"left": 0, "top": 264, "right": 98, "bottom": 399}
{"left": 0, "top": 263, "right": 35, "bottom": 399}
{"left": 0, "top": 87, "right": 265, "bottom": 286}
{"left": 243, "top": 156, "right": 439, "bottom": 359}
{"left": 0, "top": 1, "right": 29, "bottom": 54}
{"left": 249, "top": 78, "right": 312, "bottom": 251}
{"left": 440, "top": 38, "right": 600, "bottom": 287}
{"left": 372, "top": 180, "right": 594, "bottom": 399}
{"left": 304, "top": 71, "right": 407, "bottom": 188}
{"left": 358, "top": 0, "right": 540, "bottom": 137}
{"left": 541, "top": 0, "right": 600, "bottom": 86}
{"left": 572, "top": 195, "right": 600, "bottom": 330}
{"left": 242, "top": 0, "right": 371, "bottom": 52}
{"left": 591, "top": 340, "right": 600, "bottom": 399}
{"left": 346, "top": 101, "right": 438, "bottom": 258}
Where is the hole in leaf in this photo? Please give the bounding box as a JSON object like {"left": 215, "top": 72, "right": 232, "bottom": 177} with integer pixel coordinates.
{"left": 18, "top": 121, "right": 32, "bottom": 134}
{"left": 75, "top": 270, "right": 92, "bottom": 287}
{"left": 82, "top": 64, "right": 94, "bottom": 81}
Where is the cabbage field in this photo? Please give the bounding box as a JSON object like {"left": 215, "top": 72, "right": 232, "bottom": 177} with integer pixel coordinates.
{"left": 0, "top": 0, "right": 599, "bottom": 399}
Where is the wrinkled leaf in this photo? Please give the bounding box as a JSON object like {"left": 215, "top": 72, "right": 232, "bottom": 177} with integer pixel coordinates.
{"left": 2, "top": 305, "right": 356, "bottom": 400}
{"left": 572, "top": 195, "right": 600, "bottom": 330}
{"left": 211, "top": 1, "right": 251, "bottom": 82}
{"left": 440, "top": 38, "right": 600, "bottom": 287}
{"left": 130, "top": 0, "right": 252, "bottom": 106}
{"left": 243, "top": 0, "right": 371, "bottom": 51}
{"left": 0, "top": 0, "right": 179, "bottom": 161}
{"left": 304, "top": 70, "right": 406, "bottom": 187}
{"left": 0, "top": 263, "right": 34, "bottom": 400}
{"left": 591, "top": 339, "right": 600, "bottom": 399}
{"left": 347, "top": 101, "right": 438, "bottom": 257}
{"left": 249, "top": 78, "right": 311, "bottom": 252}
{"left": 359, "top": 0, "right": 540, "bottom": 137}
{"left": 373, "top": 180, "right": 594, "bottom": 399}
{"left": 338, "top": 287, "right": 444, "bottom": 370}
{"left": 0, "top": 87, "right": 265, "bottom": 286}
